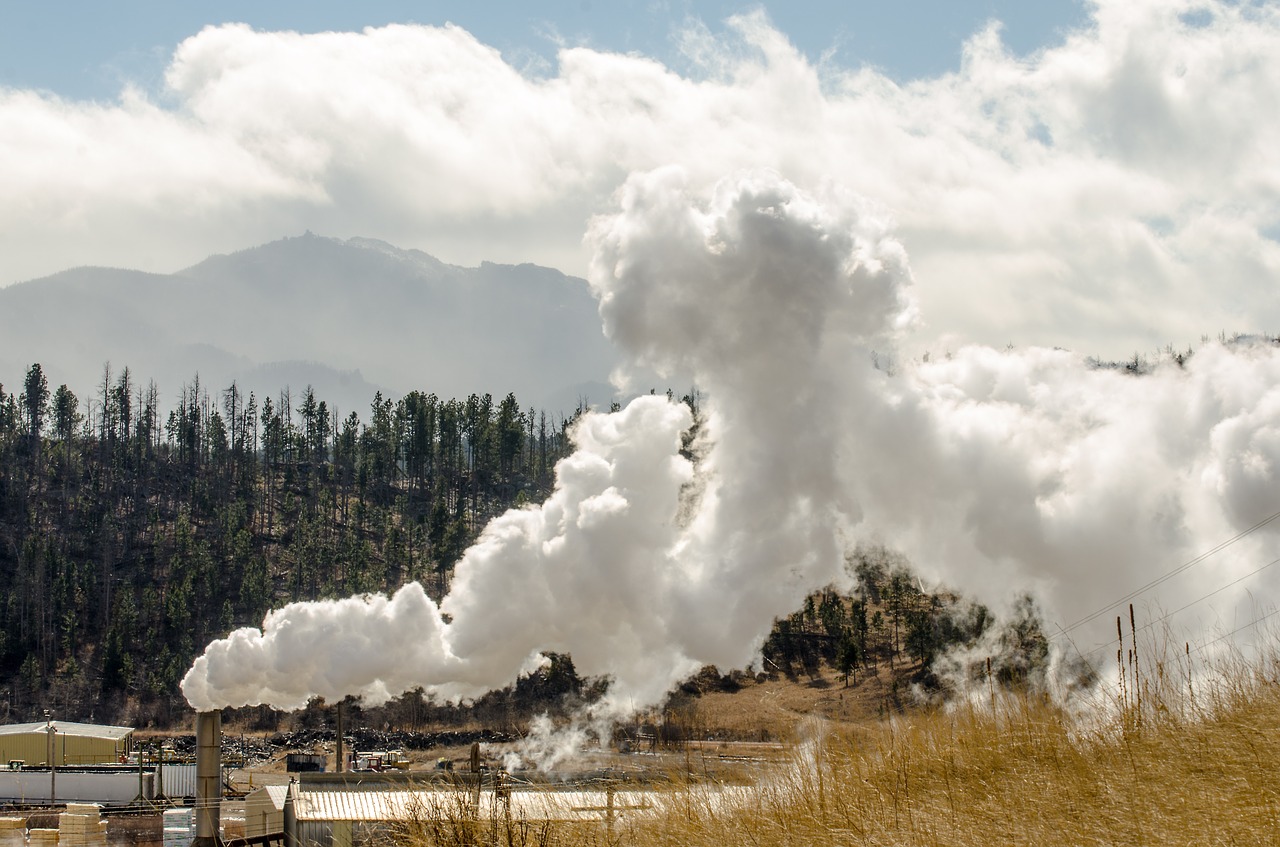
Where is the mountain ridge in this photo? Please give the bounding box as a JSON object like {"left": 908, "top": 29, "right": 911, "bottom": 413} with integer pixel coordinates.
{"left": 0, "top": 234, "right": 618, "bottom": 415}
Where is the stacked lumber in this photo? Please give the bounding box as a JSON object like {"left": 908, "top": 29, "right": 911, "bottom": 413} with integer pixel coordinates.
{"left": 58, "top": 803, "right": 108, "bottom": 847}
{"left": 0, "top": 817, "right": 25, "bottom": 847}
{"left": 27, "top": 829, "right": 59, "bottom": 847}
{"left": 220, "top": 800, "right": 245, "bottom": 841}
{"left": 162, "top": 807, "right": 194, "bottom": 847}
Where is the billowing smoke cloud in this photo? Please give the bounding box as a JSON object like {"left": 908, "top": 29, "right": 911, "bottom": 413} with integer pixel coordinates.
{"left": 854, "top": 340, "right": 1280, "bottom": 647}
{"left": 184, "top": 168, "right": 1280, "bottom": 719}
{"left": 183, "top": 168, "right": 914, "bottom": 712}
{"left": 184, "top": 393, "right": 697, "bottom": 712}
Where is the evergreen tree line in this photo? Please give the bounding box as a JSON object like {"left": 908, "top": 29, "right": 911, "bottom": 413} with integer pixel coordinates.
{"left": 760, "top": 550, "right": 1056, "bottom": 695}
{"left": 0, "top": 363, "right": 585, "bottom": 726}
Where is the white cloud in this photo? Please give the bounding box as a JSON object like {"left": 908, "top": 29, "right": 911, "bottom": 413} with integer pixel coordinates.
{"left": 2, "top": 2, "right": 1279, "bottom": 355}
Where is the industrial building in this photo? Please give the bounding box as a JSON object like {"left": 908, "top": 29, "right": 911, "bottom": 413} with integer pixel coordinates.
{"left": 0, "top": 721, "right": 133, "bottom": 767}
{"left": 0, "top": 720, "right": 204, "bottom": 806}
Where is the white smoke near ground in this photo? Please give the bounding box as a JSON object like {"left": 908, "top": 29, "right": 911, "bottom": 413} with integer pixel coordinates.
{"left": 500, "top": 714, "right": 593, "bottom": 774}
{"left": 183, "top": 393, "right": 698, "bottom": 712}
{"left": 185, "top": 168, "right": 1280, "bottom": 738}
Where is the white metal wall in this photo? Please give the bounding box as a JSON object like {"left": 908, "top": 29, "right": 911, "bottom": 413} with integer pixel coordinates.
{"left": 0, "top": 770, "right": 154, "bottom": 805}
{"left": 158, "top": 763, "right": 199, "bottom": 799}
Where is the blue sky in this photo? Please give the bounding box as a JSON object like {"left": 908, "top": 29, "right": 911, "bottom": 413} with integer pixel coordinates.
{"left": 2, "top": 1, "right": 1087, "bottom": 101}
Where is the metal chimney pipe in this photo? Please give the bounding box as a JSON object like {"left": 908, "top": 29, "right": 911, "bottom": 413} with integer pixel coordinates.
{"left": 283, "top": 778, "right": 298, "bottom": 847}
{"left": 336, "top": 702, "right": 343, "bottom": 774}
{"left": 195, "top": 710, "right": 222, "bottom": 847}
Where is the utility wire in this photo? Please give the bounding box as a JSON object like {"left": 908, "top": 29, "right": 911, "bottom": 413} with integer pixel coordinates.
{"left": 1193, "top": 605, "right": 1280, "bottom": 655}
{"left": 1075, "top": 555, "right": 1280, "bottom": 663}
{"left": 1055, "top": 507, "right": 1280, "bottom": 639}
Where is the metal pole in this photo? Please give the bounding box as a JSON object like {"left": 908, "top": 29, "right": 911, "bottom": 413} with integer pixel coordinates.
{"left": 607, "top": 780, "right": 615, "bottom": 843}
{"left": 470, "top": 742, "right": 481, "bottom": 811}
{"left": 45, "top": 710, "right": 55, "bottom": 806}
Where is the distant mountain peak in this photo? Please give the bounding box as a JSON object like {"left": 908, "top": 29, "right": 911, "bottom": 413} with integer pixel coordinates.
{"left": 178, "top": 233, "right": 470, "bottom": 280}
{"left": 0, "top": 234, "right": 618, "bottom": 415}
{"left": 343, "top": 236, "right": 454, "bottom": 274}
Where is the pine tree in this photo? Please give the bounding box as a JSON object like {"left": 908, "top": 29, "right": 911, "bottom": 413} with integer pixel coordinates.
{"left": 22, "top": 363, "right": 49, "bottom": 442}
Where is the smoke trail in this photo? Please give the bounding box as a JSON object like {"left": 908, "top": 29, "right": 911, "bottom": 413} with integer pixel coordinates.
{"left": 184, "top": 167, "right": 1280, "bottom": 721}
{"left": 183, "top": 393, "right": 698, "bottom": 712}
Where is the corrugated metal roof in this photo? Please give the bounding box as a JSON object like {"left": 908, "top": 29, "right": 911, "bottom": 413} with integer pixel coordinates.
{"left": 293, "top": 785, "right": 660, "bottom": 823}
{"left": 0, "top": 721, "right": 133, "bottom": 741}
{"left": 295, "top": 788, "right": 427, "bottom": 822}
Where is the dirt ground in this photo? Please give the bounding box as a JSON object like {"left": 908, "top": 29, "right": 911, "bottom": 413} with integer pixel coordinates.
{"left": 691, "top": 661, "right": 918, "bottom": 739}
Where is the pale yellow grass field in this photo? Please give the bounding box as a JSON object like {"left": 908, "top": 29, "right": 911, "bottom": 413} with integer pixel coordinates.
{"left": 399, "top": 645, "right": 1280, "bottom": 846}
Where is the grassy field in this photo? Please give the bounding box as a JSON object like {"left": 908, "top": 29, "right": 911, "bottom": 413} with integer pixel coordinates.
{"left": 398, "top": 642, "right": 1280, "bottom": 846}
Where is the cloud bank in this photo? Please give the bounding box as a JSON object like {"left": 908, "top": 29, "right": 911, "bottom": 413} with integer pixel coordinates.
{"left": 4, "top": 1, "right": 1280, "bottom": 356}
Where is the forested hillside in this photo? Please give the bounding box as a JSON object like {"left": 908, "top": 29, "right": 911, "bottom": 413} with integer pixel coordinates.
{"left": 0, "top": 362, "right": 598, "bottom": 726}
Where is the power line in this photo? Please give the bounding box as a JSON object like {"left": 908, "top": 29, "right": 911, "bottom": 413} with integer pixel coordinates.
{"left": 1056, "top": 507, "right": 1280, "bottom": 639}
{"left": 1156, "top": 556, "right": 1280, "bottom": 624}
{"left": 1194, "top": 605, "right": 1280, "bottom": 655}
{"left": 1075, "top": 555, "right": 1280, "bottom": 664}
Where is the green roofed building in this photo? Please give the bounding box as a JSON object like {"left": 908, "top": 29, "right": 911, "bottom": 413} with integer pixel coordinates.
{"left": 0, "top": 721, "right": 134, "bottom": 767}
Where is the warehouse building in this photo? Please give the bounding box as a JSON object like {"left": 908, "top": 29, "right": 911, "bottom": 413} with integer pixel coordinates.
{"left": 0, "top": 721, "right": 133, "bottom": 767}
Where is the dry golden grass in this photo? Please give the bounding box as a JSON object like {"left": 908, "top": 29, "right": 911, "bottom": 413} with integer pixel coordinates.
{"left": 399, "top": 642, "right": 1280, "bottom": 846}
{"left": 690, "top": 662, "right": 912, "bottom": 739}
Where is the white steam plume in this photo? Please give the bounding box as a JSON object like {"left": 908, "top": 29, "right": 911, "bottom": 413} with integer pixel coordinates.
{"left": 184, "top": 168, "right": 1280, "bottom": 720}
{"left": 182, "top": 168, "right": 913, "bottom": 714}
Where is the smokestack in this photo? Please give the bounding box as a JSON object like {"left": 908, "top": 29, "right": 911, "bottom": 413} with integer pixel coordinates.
{"left": 283, "top": 778, "right": 298, "bottom": 847}
{"left": 195, "top": 710, "right": 222, "bottom": 847}
{"left": 335, "top": 702, "right": 343, "bottom": 774}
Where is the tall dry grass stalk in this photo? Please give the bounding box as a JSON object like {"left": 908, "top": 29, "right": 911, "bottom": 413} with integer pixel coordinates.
{"left": 399, "top": 636, "right": 1280, "bottom": 846}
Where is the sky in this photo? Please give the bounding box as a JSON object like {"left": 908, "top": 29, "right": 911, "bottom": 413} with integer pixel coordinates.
{"left": 2, "top": 0, "right": 1279, "bottom": 358}
{"left": 1, "top": 2, "right": 1087, "bottom": 100}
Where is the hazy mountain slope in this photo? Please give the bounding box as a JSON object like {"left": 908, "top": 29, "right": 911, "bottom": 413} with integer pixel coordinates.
{"left": 0, "top": 234, "right": 618, "bottom": 415}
